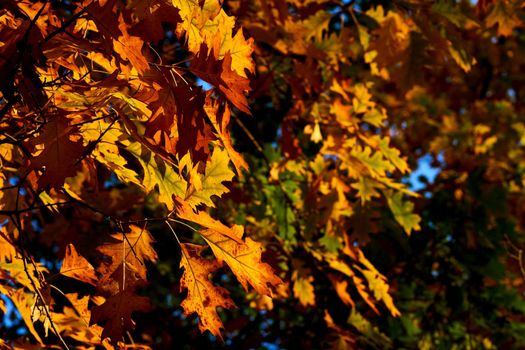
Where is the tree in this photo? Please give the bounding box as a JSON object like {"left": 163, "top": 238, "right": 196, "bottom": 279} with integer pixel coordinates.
{"left": 0, "top": 0, "right": 524, "bottom": 348}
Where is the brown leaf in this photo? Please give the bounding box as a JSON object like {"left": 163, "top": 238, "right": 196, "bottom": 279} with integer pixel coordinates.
{"left": 28, "top": 117, "right": 85, "bottom": 189}
{"left": 90, "top": 289, "right": 150, "bottom": 342}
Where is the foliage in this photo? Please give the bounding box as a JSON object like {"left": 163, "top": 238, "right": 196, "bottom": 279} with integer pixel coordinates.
{"left": 0, "top": 0, "right": 525, "bottom": 348}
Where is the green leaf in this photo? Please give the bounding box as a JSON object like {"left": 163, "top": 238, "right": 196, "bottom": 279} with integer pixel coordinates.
{"left": 385, "top": 191, "right": 421, "bottom": 235}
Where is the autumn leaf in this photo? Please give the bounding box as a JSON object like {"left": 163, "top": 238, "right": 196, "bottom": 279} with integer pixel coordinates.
{"left": 0, "top": 227, "right": 16, "bottom": 262}
{"left": 191, "top": 43, "right": 251, "bottom": 113}
{"left": 351, "top": 177, "right": 380, "bottom": 205}
{"left": 328, "top": 274, "right": 354, "bottom": 307}
{"left": 201, "top": 229, "right": 283, "bottom": 296}
{"left": 385, "top": 191, "right": 421, "bottom": 235}
{"left": 486, "top": 0, "right": 522, "bottom": 37}
{"left": 60, "top": 244, "right": 98, "bottom": 286}
{"left": 0, "top": 285, "right": 43, "bottom": 344}
{"left": 204, "top": 99, "right": 248, "bottom": 175}
{"left": 90, "top": 289, "right": 150, "bottom": 342}
{"left": 173, "top": 0, "right": 254, "bottom": 77}
{"left": 96, "top": 225, "right": 158, "bottom": 294}
{"left": 79, "top": 119, "right": 139, "bottom": 184}
{"left": 179, "top": 243, "right": 235, "bottom": 340}
{"left": 292, "top": 273, "right": 316, "bottom": 307}
{"left": 368, "top": 10, "right": 410, "bottom": 69}
{"left": 52, "top": 293, "right": 103, "bottom": 345}
{"left": 176, "top": 200, "right": 244, "bottom": 244}
{"left": 127, "top": 141, "right": 187, "bottom": 210}
{"left": 185, "top": 147, "right": 235, "bottom": 208}
{"left": 4, "top": 0, "right": 522, "bottom": 348}
{"left": 28, "top": 117, "right": 85, "bottom": 189}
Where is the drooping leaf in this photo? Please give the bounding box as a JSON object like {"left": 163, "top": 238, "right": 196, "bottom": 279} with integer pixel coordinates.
{"left": 127, "top": 141, "right": 187, "bottom": 210}
{"left": 185, "top": 147, "right": 235, "bottom": 208}
{"left": 179, "top": 243, "right": 235, "bottom": 340}
{"left": 96, "top": 225, "right": 158, "bottom": 294}
{"left": 60, "top": 244, "right": 98, "bottom": 286}
{"left": 28, "top": 117, "right": 85, "bottom": 189}
{"left": 385, "top": 191, "right": 421, "bottom": 235}
{"left": 90, "top": 289, "right": 151, "bottom": 342}
{"left": 201, "top": 228, "right": 283, "bottom": 296}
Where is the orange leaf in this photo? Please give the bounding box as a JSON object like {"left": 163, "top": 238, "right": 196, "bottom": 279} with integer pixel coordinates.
{"left": 60, "top": 244, "right": 98, "bottom": 286}
{"left": 179, "top": 243, "right": 235, "bottom": 340}
{"left": 96, "top": 225, "right": 158, "bottom": 294}
{"left": 205, "top": 99, "right": 249, "bottom": 175}
{"left": 176, "top": 200, "right": 244, "bottom": 244}
{"left": 191, "top": 44, "right": 251, "bottom": 114}
{"left": 201, "top": 229, "right": 283, "bottom": 296}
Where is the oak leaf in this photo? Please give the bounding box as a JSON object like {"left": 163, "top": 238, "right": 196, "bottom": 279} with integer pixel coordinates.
{"left": 191, "top": 44, "right": 251, "bottom": 113}
{"left": 204, "top": 99, "right": 248, "bottom": 175}
{"left": 179, "top": 243, "right": 235, "bottom": 340}
{"left": 368, "top": 10, "right": 410, "bottom": 69}
{"left": 486, "top": 0, "right": 522, "bottom": 37}
{"left": 96, "top": 225, "right": 158, "bottom": 294}
{"left": 60, "top": 244, "right": 98, "bottom": 286}
{"left": 127, "top": 141, "right": 187, "bottom": 211}
{"left": 385, "top": 191, "right": 421, "bottom": 235}
{"left": 176, "top": 200, "right": 244, "bottom": 244}
{"left": 185, "top": 147, "right": 235, "bottom": 208}
{"left": 28, "top": 117, "right": 85, "bottom": 189}
{"left": 201, "top": 228, "right": 283, "bottom": 296}
{"left": 90, "top": 289, "right": 150, "bottom": 342}
{"left": 292, "top": 273, "right": 315, "bottom": 307}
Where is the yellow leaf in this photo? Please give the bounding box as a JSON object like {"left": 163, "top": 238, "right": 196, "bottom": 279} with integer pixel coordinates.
{"left": 0, "top": 286, "right": 43, "bottom": 344}
{"left": 356, "top": 266, "right": 400, "bottom": 317}
{"left": 172, "top": 0, "right": 254, "bottom": 77}
{"left": 351, "top": 177, "right": 380, "bottom": 204}
{"left": 52, "top": 293, "right": 103, "bottom": 345}
{"left": 127, "top": 142, "right": 187, "bottom": 210}
{"left": 227, "top": 29, "right": 255, "bottom": 77}
{"left": 352, "top": 84, "right": 375, "bottom": 114}
{"left": 0, "top": 227, "right": 16, "bottom": 262}
{"left": 292, "top": 272, "right": 316, "bottom": 307}
{"left": 112, "top": 92, "right": 152, "bottom": 120}
{"left": 311, "top": 122, "right": 323, "bottom": 143}
{"left": 350, "top": 145, "right": 395, "bottom": 178}
{"left": 80, "top": 120, "right": 139, "bottom": 185}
